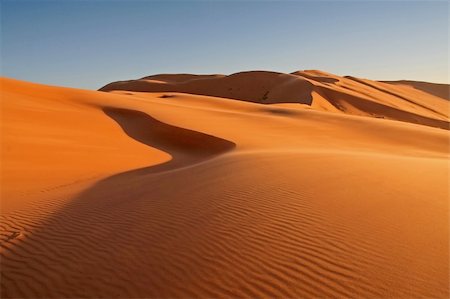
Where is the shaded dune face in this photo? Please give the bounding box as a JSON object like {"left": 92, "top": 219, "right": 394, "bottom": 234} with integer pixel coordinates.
{"left": 381, "top": 80, "right": 450, "bottom": 100}
{"left": 313, "top": 85, "right": 449, "bottom": 129}
{"left": 103, "top": 107, "right": 235, "bottom": 172}
{"left": 141, "top": 73, "right": 225, "bottom": 83}
{"left": 344, "top": 76, "right": 448, "bottom": 118}
{"left": 100, "top": 70, "right": 449, "bottom": 129}
{"left": 101, "top": 71, "right": 315, "bottom": 105}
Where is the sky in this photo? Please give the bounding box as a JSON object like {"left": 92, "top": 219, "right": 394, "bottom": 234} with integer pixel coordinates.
{"left": 1, "top": 0, "right": 448, "bottom": 90}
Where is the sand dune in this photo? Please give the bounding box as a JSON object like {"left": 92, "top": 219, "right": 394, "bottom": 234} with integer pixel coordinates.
{"left": 1, "top": 75, "right": 449, "bottom": 298}
{"left": 101, "top": 71, "right": 315, "bottom": 105}
{"left": 100, "top": 70, "right": 449, "bottom": 129}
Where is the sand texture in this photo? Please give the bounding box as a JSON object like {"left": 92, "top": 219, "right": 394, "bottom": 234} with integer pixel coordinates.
{"left": 1, "top": 72, "right": 449, "bottom": 298}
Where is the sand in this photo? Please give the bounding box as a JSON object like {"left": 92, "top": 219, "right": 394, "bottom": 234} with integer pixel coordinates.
{"left": 1, "top": 72, "right": 449, "bottom": 298}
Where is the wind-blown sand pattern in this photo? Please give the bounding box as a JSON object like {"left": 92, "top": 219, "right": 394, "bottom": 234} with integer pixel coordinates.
{"left": 1, "top": 72, "right": 449, "bottom": 298}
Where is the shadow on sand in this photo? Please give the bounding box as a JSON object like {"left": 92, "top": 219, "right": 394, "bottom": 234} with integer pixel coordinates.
{"left": 103, "top": 107, "right": 236, "bottom": 173}
{"left": 1, "top": 108, "right": 236, "bottom": 298}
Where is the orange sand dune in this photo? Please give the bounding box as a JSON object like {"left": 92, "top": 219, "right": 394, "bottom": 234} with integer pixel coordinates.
{"left": 100, "top": 70, "right": 449, "bottom": 129}
{"left": 1, "top": 76, "right": 449, "bottom": 298}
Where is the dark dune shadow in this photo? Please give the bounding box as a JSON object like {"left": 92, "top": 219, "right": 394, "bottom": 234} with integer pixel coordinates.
{"left": 99, "top": 72, "right": 315, "bottom": 106}
{"left": 345, "top": 76, "right": 448, "bottom": 118}
{"left": 380, "top": 80, "right": 450, "bottom": 101}
{"left": 315, "top": 86, "right": 450, "bottom": 130}
{"left": 103, "top": 107, "right": 235, "bottom": 173}
{"left": 259, "top": 107, "right": 301, "bottom": 116}
{"left": 292, "top": 72, "right": 339, "bottom": 84}
{"left": 1, "top": 108, "right": 236, "bottom": 298}
{"left": 159, "top": 94, "right": 176, "bottom": 98}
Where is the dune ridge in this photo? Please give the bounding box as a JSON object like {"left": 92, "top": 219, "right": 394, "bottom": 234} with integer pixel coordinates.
{"left": 1, "top": 76, "right": 449, "bottom": 298}
{"left": 100, "top": 70, "right": 449, "bottom": 129}
{"left": 103, "top": 107, "right": 235, "bottom": 173}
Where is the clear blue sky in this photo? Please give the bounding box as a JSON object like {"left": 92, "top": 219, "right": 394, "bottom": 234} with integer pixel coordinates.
{"left": 1, "top": 0, "right": 448, "bottom": 89}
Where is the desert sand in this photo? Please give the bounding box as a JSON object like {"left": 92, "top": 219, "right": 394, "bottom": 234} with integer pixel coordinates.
{"left": 1, "top": 71, "right": 449, "bottom": 298}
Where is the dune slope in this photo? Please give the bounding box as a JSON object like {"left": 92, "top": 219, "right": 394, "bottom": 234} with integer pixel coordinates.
{"left": 1, "top": 77, "right": 449, "bottom": 298}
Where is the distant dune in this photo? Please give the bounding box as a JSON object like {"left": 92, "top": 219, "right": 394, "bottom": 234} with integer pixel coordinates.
{"left": 100, "top": 70, "right": 449, "bottom": 129}
{"left": 1, "top": 73, "right": 449, "bottom": 298}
